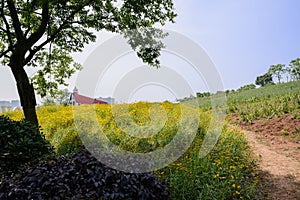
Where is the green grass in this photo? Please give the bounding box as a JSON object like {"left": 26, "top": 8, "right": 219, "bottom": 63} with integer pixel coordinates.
{"left": 228, "top": 81, "right": 300, "bottom": 103}
{"left": 228, "top": 81, "right": 300, "bottom": 123}
{"left": 195, "top": 81, "right": 300, "bottom": 123}
{"left": 157, "top": 126, "right": 257, "bottom": 199}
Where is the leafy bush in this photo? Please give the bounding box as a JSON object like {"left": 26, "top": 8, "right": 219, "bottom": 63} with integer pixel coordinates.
{"left": 0, "top": 148, "right": 170, "bottom": 200}
{"left": 0, "top": 116, "right": 53, "bottom": 175}
{"left": 237, "top": 84, "right": 256, "bottom": 92}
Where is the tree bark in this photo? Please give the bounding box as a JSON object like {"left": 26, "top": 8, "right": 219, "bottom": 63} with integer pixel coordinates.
{"left": 10, "top": 59, "right": 39, "bottom": 126}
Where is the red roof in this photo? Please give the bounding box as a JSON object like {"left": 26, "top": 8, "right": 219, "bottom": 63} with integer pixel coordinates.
{"left": 73, "top": 93, "right": 107, "bottom": 104}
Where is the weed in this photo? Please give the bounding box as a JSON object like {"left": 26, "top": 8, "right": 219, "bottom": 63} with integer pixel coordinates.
{"left": 281, "top": 129, "right": 289, "bottom": 136}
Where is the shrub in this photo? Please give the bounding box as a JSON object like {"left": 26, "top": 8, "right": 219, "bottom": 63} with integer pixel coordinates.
{"left": 237, "top": 84, "right": 256, "bottom": 92}
{"left": 0, "top": 148, "right": 170, "bottom": 200}
{"left": 0, "top": 115, "right": 53, "bottom": 175}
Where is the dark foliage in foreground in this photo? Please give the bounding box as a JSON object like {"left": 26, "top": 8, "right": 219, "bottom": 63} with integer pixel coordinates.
{"left": 0, "top": 148, "right": 169, "bottom": 200}
{"left": 0, "top": 115, "right": 53, "bottom": 175}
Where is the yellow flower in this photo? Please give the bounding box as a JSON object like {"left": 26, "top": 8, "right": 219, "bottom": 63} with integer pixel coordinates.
{"left": 213, "top": 174, "right": 219, "bottom": 179}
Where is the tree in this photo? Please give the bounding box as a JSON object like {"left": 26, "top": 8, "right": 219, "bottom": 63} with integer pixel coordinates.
{"left": 41, "top": 88, "right": 71, "bottom": 106}
{"left": 289, "top": 58, "right": 300, "bottom": 81}
{"left": 255, "top": 73, "right": 274, "bottom": 87}
{"left": 196, "top": 92, "right": 211, "bottom": 98}
{"left": 268, "top": 64, "right": 285, "bottom": 83}
{"left": 237, "top": 84, "right": 256, "bottom": 92}
{"left": 0, "top": 0, "right": 176, "bottom": 126}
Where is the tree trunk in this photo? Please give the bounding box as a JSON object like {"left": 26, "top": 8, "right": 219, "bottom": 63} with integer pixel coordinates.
{"left": 10, "top": 63, "right": 39, "bottom": 126}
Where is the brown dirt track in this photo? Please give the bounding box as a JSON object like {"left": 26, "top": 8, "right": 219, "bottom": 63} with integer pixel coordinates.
{"left": 230, "top": 114, "right": 300, "bottom": 200}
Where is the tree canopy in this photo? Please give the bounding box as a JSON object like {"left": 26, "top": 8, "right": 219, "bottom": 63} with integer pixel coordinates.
{"left": 0, "top": 0, "right": 176, "bottom": 125}
{"left": 255, "top": 73, "right": 274, "bottom": 87}
{"left": 41, "top": 88, "right": 71, "bottom": 106}
{"left": 237, "top": 84, "right": 256, "bottom": 92}
{"left": 289, "top": 58, "right": 300, "bottom": 81}
{"left": 268, "top": 64, "right": 285, "bottom": 84}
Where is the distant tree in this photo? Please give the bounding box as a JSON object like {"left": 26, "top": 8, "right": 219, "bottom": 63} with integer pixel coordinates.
{"left": 204, "top": 92, "right": 211, "bottom": 97}
{"left": 283, "top": 65, "right": 290, "bottom": 82}
{"left": 196, "top": 92, "right": 211, "bottom": 98}
{"left": 196, "top": 92, "right": 202, "bottom": 98}
{"left": 41, "top": 96, "right": 55, "bottom": 106}
{"left": 41, "top": 89, "right": 71, "bottom": 106}
{"left": 268, "top": 64, "right": 285, "bottom": 83}
{"left": 289, "top": 58, "right": 300, "bottom": 81}
{"left": 0, "top": 0, "right": 176, "bottom": 125}
{"left": 57, "top": 89, "right": 71, "bottom": 105}
{"left": 237, "top": 84, "right": 256, "bottom": 92}
{"left": 255, "top": 73, "right": 273, "bottom": 87}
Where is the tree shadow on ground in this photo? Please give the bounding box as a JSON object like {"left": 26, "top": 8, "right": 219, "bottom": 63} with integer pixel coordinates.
{"left": 256, "top": 169, "right": 300, "bottom": 200}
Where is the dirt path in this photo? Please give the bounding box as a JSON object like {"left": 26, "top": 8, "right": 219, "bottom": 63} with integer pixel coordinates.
{"left": 242, "top": 129, "right": 300, "bottom": 200}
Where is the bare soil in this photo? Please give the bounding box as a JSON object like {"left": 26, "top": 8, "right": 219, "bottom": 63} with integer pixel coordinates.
{"left": 230, "top": 114, "right": 300, "bottom": 200}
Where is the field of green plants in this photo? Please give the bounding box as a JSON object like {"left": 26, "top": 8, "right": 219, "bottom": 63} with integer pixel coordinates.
{"left": 3, "top": 102, "right": 258, "bottom": 199}
{"left": 195, "top": 81, "right": 300, "bottom": 123}
{"left": 227, "top": 81, "right": 300, "bottom": 123}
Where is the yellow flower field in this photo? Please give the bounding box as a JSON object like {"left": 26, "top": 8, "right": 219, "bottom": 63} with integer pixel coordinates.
{"left": 3, "top": 102, "right": 258, "bottom": 199}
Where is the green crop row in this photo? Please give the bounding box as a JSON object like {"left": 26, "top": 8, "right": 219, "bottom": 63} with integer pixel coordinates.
{"left": 228, "top": 93, "right": 300, "bottom": 123}
{"left": 194, "top": 81, "right": 300, "bottom": 123}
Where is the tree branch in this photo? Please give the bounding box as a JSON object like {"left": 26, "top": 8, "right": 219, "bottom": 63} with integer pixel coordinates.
{"left": 24, "top": 3, "right": 90, "bottom": 66}
{"left": 24, "top": 23, "right": 67, "bottom": 66}
{"left": 1, "top": 0, "right": 13, "bottom": 46}
{"left": 7, "top": 0, "right": 24, "bottom": 42}
{"left": 26, "top": 3, "right": 49, "bottom": 48}
{"left": 0, "top": 25, "right": 8, "bottom": 33}
{"left": 0, "top": 47, "right": 12, "bottom": 59}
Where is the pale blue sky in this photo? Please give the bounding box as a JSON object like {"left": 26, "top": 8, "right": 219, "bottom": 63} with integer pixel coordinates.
{"left": 1, "top": 0, "right": 300, "bottom": 102}
{"left": 170, "top": 0, "right": 300, "bottom": 89}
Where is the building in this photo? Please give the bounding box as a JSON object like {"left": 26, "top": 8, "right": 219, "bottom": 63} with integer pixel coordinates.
{"left": 0, "top": 100, "right": 21, "bottom": 112}
{"left": 68, "top": 87, "right": 108, "bottom": 105}
{"left": 97, "top": 97, "right": 115, "bottom": 104}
